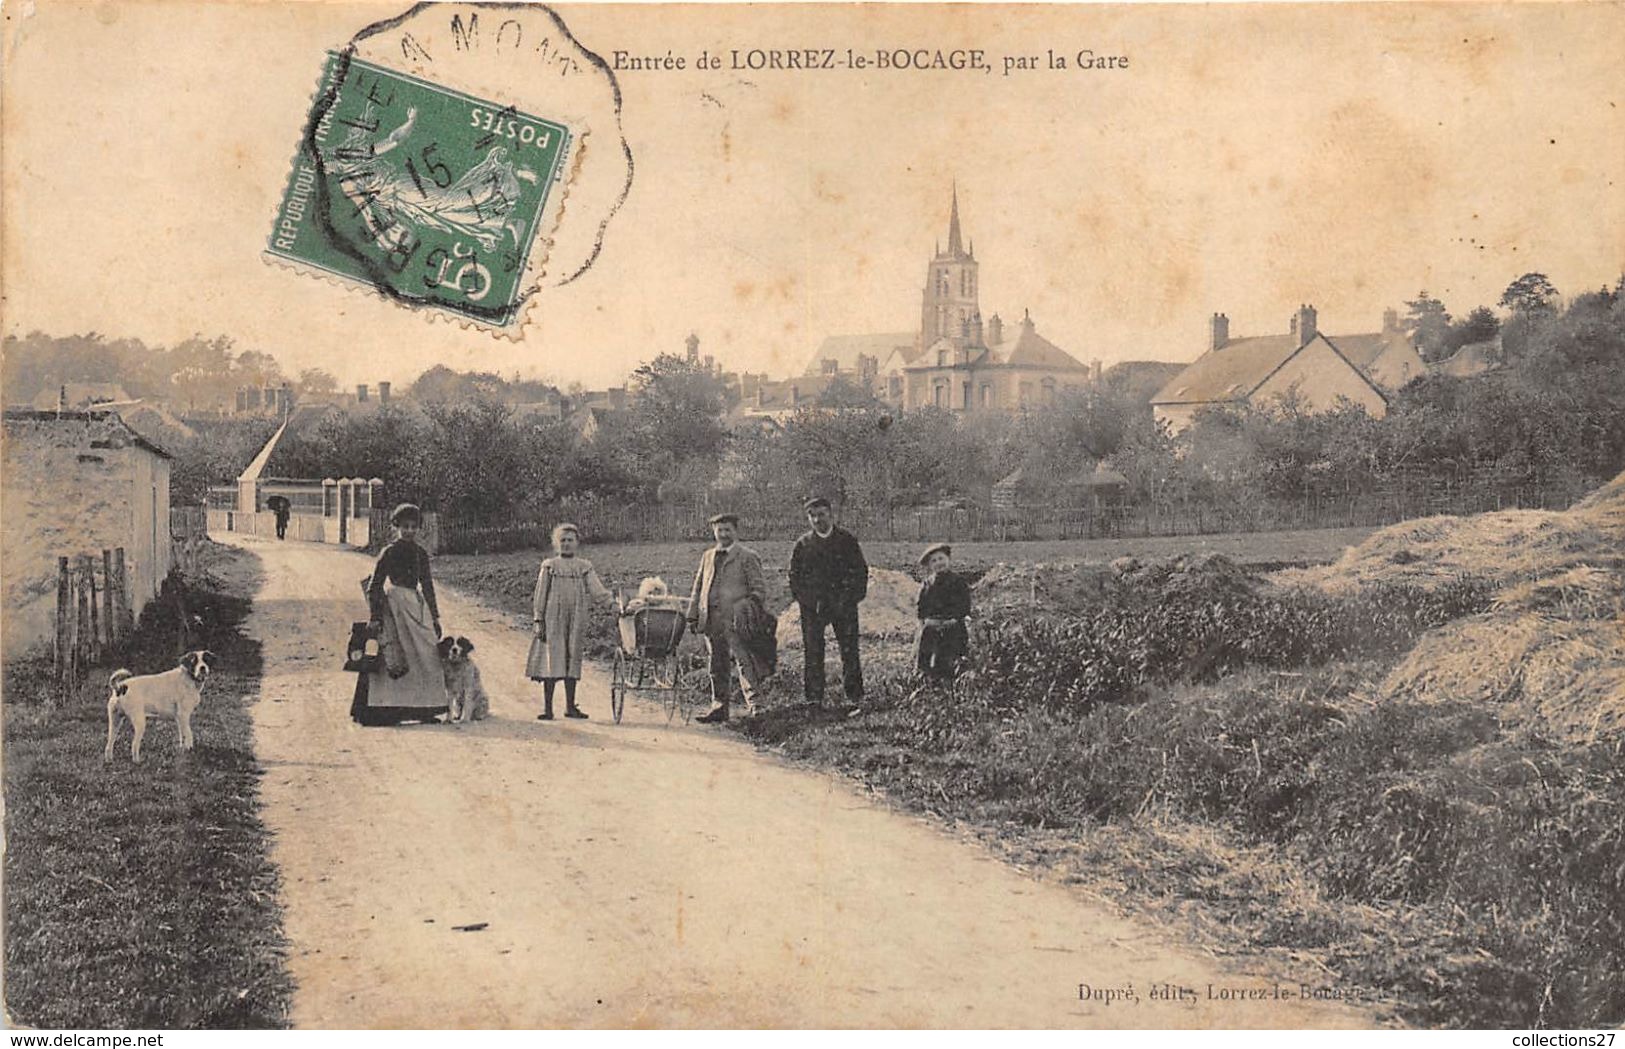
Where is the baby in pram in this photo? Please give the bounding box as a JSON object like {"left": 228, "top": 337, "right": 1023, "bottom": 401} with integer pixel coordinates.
{"left": 623, "top": 577, "right": 690, "bottom": 615}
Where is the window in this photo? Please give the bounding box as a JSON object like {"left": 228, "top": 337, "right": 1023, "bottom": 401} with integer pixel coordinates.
{"left": 962, "top": 382, "right": 972, "bottom": 408}
{"left": 937, "top": 350, "right": 947, "bottom": 367}
{"left": 1042, "top": 378, "right": 1057, "bottom": 404}
{"left": 890, "top": 376, "right": 903, "bottom": 397}
{"left": 934, "top": 383, "right": 948, "bottom": 408}
{"left": 1019, "top": 381, "right": 1034, "bottom": 403}
{"left": 980, "top": 384, "right": 993, "bottom": 408}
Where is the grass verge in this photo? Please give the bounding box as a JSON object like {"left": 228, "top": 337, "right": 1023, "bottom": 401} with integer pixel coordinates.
{"left": 3, "top": 544, "right": 292, "bottom": 1028}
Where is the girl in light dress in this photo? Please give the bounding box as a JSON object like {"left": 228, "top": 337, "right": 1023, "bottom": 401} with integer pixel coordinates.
{"left": 525, "top": 523, "right": 614, "bottom": 719}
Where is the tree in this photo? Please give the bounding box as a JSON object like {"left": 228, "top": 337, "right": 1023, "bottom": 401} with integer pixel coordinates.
{"left": 625, "top": 353, "right": 729, "bottom": 493}
{"left": 235, "top": 350, "right": 283, "bottom": 387}
{"left": 1404, "top": 291, "right": 1452, "bottom": 359}
{"left": 1499, "top": 272, "right": 1560, "bottom": 316}
{"left": 298, "top": 367, "right": 338, "bottom": 396}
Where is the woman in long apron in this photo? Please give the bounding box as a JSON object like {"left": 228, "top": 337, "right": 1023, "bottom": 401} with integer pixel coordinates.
{"left": 351, "top": 503, "right": 449, "bottom": 726}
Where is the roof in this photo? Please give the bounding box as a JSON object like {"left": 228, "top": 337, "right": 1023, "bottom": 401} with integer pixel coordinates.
{"left": 993, "top": 321, "right": 1089, "bottom": 371}
{"left": 1326, "top": 331, "right": 1412, "bottom": 370}
{"left": 1433, "top": 337, "right": 1504, "bottom": 378}
{"left": 1, "top": 408, "right": 173, "bottom": 459}
{"left": 804, "top": 333, "right": 917, "bottom": 376}
{"left": 749, "top": 374, "right": 839, "bottom": 410}
{"left": 27, "top": 383, "right": 130, "bottom": 411}
{"left": 1151, "top": 334, "right": 1301, "bottom": 405}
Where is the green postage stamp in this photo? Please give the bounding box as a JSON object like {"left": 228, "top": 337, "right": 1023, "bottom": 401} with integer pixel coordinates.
{"left": 267, "top": 53, "right": 573, "bottom": 328}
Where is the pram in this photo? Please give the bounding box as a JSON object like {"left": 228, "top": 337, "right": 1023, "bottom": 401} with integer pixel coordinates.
{"left": 610, "top": 592, "right": 692, "bottom": 724}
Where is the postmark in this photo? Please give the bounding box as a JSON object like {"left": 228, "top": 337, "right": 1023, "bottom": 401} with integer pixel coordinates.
{"left": 267, "top": 52, "right": 574, "bottom": 329}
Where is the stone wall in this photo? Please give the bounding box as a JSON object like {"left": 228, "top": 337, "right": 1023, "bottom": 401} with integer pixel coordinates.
{"left": 1, "top": 415, "right": 170, "bottom": 658}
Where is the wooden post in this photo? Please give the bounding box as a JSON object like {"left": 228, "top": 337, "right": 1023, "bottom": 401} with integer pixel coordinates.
{"left": 102, "top": 549, "right": 117, "bottom": 649}
{"left": 114, "top": 547, "right": 133, "bottom": 637}
{"left": 86, "top": 555, "right": 101, "bottom": 665}
{"left": 55, "top": 557, "right": 71, "bottom": 703}
{"left": 75, "top": 556, "right": 92, "bottom": 672}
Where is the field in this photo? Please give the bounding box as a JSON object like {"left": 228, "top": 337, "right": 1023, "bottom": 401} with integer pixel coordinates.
{"left": 436, "top": 526, "right": 1376, "bottom": 644}
{"left": 440, "top": 505, "right": 1625, "bottom": 1029}
{"left": 2, "top": 546, "right": 291, "bottom": 1028}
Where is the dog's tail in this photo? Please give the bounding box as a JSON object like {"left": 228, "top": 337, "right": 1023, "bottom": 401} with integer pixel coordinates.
{"left": 109, "top": 669, "right": 134, "bottom": 697}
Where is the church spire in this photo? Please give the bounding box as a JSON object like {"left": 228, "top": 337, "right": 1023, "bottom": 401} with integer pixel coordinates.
{"left": 947, "top": 182, "right": 964, "bottom": 256}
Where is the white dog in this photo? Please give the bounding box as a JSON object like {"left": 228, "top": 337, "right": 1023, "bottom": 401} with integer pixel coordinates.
{"left": 104, "top": 650, "right": 217, "bottom": 763}
{"left": 438, "top": 635, "right": 490, "bottom": 722}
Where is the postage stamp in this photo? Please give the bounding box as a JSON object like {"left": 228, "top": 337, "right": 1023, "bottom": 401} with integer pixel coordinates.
{"left": 266, "top": 52, "right": 574, "bottom": 328}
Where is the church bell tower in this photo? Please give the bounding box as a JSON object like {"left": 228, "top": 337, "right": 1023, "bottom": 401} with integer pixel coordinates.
{"left": 919, "top": 183, "right": 982, "bottom": 351}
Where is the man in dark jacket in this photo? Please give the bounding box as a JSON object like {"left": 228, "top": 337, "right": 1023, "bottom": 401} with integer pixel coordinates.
{"left": 788, "top": 496, "right": 868, "bottom": 706}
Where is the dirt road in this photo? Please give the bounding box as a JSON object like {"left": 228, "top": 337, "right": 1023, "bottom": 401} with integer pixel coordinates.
{"left": 232, "top": 533, "right": 1374, "bottom": 1028}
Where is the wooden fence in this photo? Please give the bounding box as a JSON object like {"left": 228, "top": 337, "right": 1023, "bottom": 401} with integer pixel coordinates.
{"left": 432, "top": 474, "right": 1595, "bottom": 555}
{"left": 52, "top": 549, "right": 135, "bottom": 704}
{"left": 51, "top": 511, "right": 212, "bottom": 704}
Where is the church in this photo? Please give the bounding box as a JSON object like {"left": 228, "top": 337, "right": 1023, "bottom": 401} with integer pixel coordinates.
{"left": 805, "top": 186, "right": 1098, "bottom": 412}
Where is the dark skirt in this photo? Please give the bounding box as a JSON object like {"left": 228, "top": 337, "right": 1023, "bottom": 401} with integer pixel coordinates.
{"left": 349, "top": 673, "right": 447, "bottom": 726}
{"left": 914, "top": 620, "right": 968, "bottom": 680}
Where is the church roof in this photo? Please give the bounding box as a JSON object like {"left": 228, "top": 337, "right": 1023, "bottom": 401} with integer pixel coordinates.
{"left": 805, "top": 333, "right": 917, "bottom": 376}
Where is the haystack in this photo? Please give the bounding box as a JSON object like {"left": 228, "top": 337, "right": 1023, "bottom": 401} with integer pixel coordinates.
{"left": 973, "top": 561, "right": 1122, "bottom": 613}
{"left": 776, "top": 567, "right": 920, "bottom": 650}
{"left": 1276, "top": 475, "right": 1625, "bottom": 596}
{"left": 1361, "top": 469, "right": 1625, "bottom": 745}
{"left": 1381, "top": 612, "right": 1625, "bottom": 745}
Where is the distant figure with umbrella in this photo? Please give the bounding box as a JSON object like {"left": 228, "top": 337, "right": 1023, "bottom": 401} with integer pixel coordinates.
{"left": 266, "top": 495, "right": 292, "bottom": 540}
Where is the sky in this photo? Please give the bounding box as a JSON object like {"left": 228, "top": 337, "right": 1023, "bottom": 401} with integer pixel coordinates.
{"left": 3, "top": 1, "right": 1622, "bottom": 391}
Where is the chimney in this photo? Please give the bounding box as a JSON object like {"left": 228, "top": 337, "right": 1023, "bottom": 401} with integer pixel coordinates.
{"left": 357, "top": 384, "right": 369, "bottom": 403}
{"left": 1209, "top": 312, "right": 1230, "bottom": 351}
{"left": 608, "top": 387, "right": 627, "bottom": 411}
{"left": 1382, "top": 307, "right": 1399, "bottom": 333}
{"left": 988, "top": 313, "right": 1003, "bottom": 345}
{"left": 378, "top": 381, "right": 391, "bottom": 403}
{"left": 1294, "top": 304, "right": 1318, "bottom": 345}
{"left": 1022, "top": 307, "right": 1035, "bottom": 331}
{"left": 59, "top": 384, "right": 68, "bottom": 411}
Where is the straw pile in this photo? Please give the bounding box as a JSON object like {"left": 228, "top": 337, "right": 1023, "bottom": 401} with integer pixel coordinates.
{"left": 1364, "top": 470, "right": 1625, "bottom": 745}
{"left": 1274, "top": 507, "right": 1623, "bottom": 596}
{"left": 776, "top": 567, "right": 920, "bottom": 650}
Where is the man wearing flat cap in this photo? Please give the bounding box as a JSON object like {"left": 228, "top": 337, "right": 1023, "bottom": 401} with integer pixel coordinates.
{"left": 788, "top": 496, "right": 868, "bottom": 707}
{"left": 687, "top": 512, "right": 768, "bottom": 723}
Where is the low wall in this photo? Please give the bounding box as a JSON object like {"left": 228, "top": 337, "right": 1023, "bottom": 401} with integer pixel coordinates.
{"left": 208, "top": 510, "right": 363, "bottom": 546}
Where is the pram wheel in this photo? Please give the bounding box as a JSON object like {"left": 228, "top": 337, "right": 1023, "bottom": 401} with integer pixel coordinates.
{"left": 610, "top": 649, "right": 627, "bottom": 724}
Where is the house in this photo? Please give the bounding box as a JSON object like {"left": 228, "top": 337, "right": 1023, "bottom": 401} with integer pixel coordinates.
{"left": 811, "top": 186, "right": 1100, "bottom": 412}
{"left": 892, "top": 309, "right": 1099, "bottom": 412}
{"left": 28, "top": 382, "right": 131, "bottom": 410}
{"left": 1, "top": 409, "right": 174, "bottom": 657}
{"left": 1150, "top": 306, "right": 1417, "bottom": 432}
{"left": 1432, "top": 335, "right": 1505, "bottom": 379}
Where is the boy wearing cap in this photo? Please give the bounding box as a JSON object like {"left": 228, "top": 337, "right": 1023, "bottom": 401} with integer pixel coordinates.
{"left": 686, "top": 513, "right": 768, "bottom": 723}
{"left": 914, "top": 543, "right": 971, "bottom": 683}
{"left": 788, "top": 496, "right": 868, "bottom": 706}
